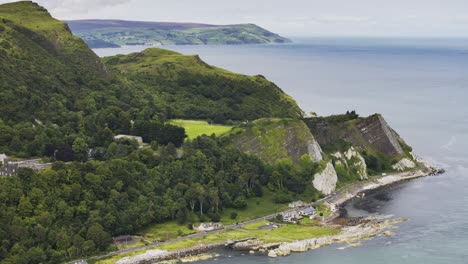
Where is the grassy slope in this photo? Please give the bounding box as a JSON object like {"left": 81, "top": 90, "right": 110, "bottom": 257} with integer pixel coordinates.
{"left": 103, "top": 48, "right": 304, "bottom": 122}
{"left": 69, "top": 22, "right": 291, "bottom": 47}
{"left": 0, "top": 1, "right": 107, "bottom": 76}
{"left": 220, "top": 189, "right": 288, "bottom": 224}
{"left": 228, "top": 118, "right": 315, "bottom": 164}
{"left": 0, "top": 1, "right": 112, "bottom": 123}
{"left": 169, "top": 120, "right": 233, "bottom": 139}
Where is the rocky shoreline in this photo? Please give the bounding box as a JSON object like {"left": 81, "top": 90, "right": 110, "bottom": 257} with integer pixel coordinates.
{"left": 114, "top": 161, "right": 443, "bottom": 263}
{"left": 321, "top": 160, "right": 442, "bottom": 222}
{"left": 265, "top": 215, "right": 408, "bottom": 258}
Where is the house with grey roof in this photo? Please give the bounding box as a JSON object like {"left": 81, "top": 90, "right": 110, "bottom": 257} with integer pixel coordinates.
{"left": 299, "top": 207, "right": 316, "bottom": 219}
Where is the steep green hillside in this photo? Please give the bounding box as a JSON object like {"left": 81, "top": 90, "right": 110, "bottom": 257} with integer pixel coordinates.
{"left": 0, "top": 1, "right": 113, "bottom": 123}
{"left": 67, "top": 20, "right": 291, "bottom": 48}
{"left": 228, "top": 118, "right": 322, "bottom": 164}
{"left": 103, "top": 48, "right": 304, "bottom": 122}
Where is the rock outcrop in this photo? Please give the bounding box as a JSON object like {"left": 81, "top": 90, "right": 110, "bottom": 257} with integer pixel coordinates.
{"left": 231, "top": 239, "right": 263, "bottom": 250}
{"left": 268, "top": 216, "right": 407, "bottom": 258}
{"left": 355, "top": 114, "right": 404, "bottom": 156}
{"left": 392, "top": 158, "right": 416, "bottom": 171}
{"left": 307, "top": 138, "right": 323, "bottom": 162}
{"left": 116, "top": 243, "right": 225, "bottom": 264}
{"left": 332, "top": 147, "right": 368, "bottom": 180}
{"left": 305, "top": 114, "right": 408, "bottom": 157}
{"left": 312, "top": 162, "right": 338, "bottom": 195}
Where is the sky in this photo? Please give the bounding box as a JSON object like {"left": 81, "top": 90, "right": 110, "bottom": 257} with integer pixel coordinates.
{"left": 1, "top": 0, "right": 468, "bottom": 37}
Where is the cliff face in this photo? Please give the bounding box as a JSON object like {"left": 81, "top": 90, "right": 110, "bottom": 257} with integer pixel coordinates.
{"left": 355, "top": 114, "right": 403, "bottom": 156}
{"left": 304, "top": 114, "right": 408, "bottom": 157}
{"left": 230, "top": 114, "right": 415, "bottom": 195}
{"left": 229, "top": 118, "right": 322, "bottom": 164}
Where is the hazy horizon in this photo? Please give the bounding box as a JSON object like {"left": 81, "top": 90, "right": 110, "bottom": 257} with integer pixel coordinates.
{"left": 1, "top": 0, "right": 468, "bottom": 38}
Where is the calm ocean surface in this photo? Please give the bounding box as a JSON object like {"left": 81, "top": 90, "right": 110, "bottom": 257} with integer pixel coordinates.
{"left": 94, "top": 38, "right": 468, "bottom": 264}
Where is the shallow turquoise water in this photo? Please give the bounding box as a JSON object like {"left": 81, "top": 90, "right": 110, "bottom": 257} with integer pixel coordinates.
{"left": 94, "top": 38, "right": 468, "bottom": 263}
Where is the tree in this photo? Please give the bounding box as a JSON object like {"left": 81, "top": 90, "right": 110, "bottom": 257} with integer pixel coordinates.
{"left": 194, "top": 184, "right": 206, "bottom": 217}
{"left": 72, "top": 137, "right": 89, "bottom": 162}
{"left": 86, "top": 224, "right": 111, "bottom": 250}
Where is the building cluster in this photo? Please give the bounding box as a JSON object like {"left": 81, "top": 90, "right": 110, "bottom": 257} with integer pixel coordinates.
{"left": 282, "top": 200, "right": 316, "bottom": 223}
{"left": 0, "top": 154, "right": 51, "bottom": 176}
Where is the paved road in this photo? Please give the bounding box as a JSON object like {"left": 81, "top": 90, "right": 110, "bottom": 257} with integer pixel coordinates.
{"left": 67, "top": 179, "right": 373, "bottom": 263}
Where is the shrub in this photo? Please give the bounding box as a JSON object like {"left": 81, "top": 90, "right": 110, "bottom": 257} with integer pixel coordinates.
{"left": 273, "top": 192, "right": 293, "bottom": 204}
{"left": 230, "top": 212, "right": 238, "bottom": 220}
{"left": 233, "top": 197, "right": 247, "bottom": 209}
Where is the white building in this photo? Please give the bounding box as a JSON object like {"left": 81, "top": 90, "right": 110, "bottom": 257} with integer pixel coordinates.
{"left": 299, "top": 207, "right": 316, "bottom": 219}
{"left": 288, "top": 200, "right": 304, "bottom": 208}
{"left": 281, "top": 211, "right": 302, "bottom": 223}
{"left": 196, "top": 222, "right": 223, "bottom": 231}
{"left": 114, "top": 135, "right": 144, "bottom": 145}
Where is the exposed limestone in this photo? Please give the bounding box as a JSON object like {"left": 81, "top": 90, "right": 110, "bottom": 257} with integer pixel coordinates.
{"left": 117, "top": 249, "right": 168, "bottom": 264}
{"left": 231, "top": 239, "right": 263, "bottom": 250}
{"left": 333, "top": 147, "right": 368, "bottom": 180}
{"left": 307, "top": 138, "right": 323, "bottom": 162}
{"left": 313, "top": 162, "right": 338, "bottom": 195}
{"left": 268, "top": 250, "right": 277, "bottom": 257}
{"left": 392, "top": 158, "right": 416, "bottom": 171}
{"left": 116, "top": 243, "right": 225, "bottom": 264}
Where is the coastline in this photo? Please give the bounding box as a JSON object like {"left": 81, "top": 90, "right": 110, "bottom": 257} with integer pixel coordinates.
{"left": 99, "top": 161, "right": 443, "bottom": 264}
{"left": 321, "top": 160, "right": 442, "bottom": 222}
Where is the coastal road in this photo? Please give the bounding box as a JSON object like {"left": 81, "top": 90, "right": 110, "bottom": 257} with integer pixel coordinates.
{"left": 69, "top": 169, "right": 433, "bottom": 263}
{"left": 69, "top": 201, "right": 323, "bottom": 263}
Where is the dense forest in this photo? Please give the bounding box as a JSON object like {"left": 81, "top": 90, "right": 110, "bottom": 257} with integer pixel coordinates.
{"left": 0, "top": 136, "right": 321, "bottom": 263}
{"left": 0, "top": 2, "right": 313, "bottom": 263}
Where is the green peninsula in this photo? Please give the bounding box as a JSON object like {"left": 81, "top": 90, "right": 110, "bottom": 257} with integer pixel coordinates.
{"left": 66, "top": 20, "right": 292, "bottom": 48}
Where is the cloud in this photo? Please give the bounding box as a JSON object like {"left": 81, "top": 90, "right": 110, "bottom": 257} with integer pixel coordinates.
{"left": 313, "top": 15, "right": 372, "bottom": 24}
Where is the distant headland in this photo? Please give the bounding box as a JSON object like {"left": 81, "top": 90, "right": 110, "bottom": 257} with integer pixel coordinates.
{"left": 66, "top": 19, "right": 292, "bottom": 48}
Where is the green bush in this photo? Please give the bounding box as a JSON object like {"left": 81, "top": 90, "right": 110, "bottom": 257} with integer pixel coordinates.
{"left": 273, "top": 192, "right": 293, "bottom": 204}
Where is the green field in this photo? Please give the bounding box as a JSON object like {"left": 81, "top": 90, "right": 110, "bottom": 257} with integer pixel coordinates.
{"left": 170, "top": 119, "right": 233, "bottom": 139}
{"left": 220, "top": 189, "right": 288, "bottom": 224}
{"left": 139, "top": 220, "right": 196, "bottom": 242}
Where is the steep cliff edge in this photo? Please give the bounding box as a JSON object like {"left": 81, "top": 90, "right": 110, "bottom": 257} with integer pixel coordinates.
{"left": 228, "top": 113, "right": 417, "bottom": 195}
{"left": 304, "top": 113, "right": 411, "bottom": 158}
{"left": 229, "top": 118, "right": 322, "bottom": 164}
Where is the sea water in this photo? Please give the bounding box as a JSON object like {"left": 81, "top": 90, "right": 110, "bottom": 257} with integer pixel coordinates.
{"left": 94, "top": 37, "right": 468, "bottom": 263}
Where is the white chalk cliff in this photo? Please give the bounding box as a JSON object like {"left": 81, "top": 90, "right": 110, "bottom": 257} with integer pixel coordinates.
{"left": 312, "top": 162, "right": 338, "bottom": 195}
